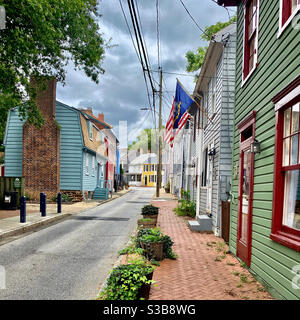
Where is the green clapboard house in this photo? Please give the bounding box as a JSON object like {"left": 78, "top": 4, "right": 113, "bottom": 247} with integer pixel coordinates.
{"left": 217, "top": 0, "right": 300, "bottom": 299}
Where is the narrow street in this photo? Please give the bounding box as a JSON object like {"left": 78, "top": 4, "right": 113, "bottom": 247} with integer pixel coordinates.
{"left": 0, "top": 187, "right": 154, "bottom": 300}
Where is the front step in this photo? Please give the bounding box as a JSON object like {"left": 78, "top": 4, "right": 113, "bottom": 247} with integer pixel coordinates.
{"left": 93, "top": 186, "right": 109, "bottom": 200}
{"left": 188, "top": 215, "right": 212, "bottom": 232}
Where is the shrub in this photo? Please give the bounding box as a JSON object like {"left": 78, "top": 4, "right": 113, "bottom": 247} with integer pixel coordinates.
{"left": 142, "top": 205, "right": 159, "bottom": 216}
{"left": 164, "top": 180, "right": 170, "bottom": 193}
{"left": 51, "top": 193, "right": 72, "bottom": 202}
{"left": 174, "top": 199, "right": 196, "bottom": 218}
{"left": 99, "top": 263, "right": 154, "bottom": 300}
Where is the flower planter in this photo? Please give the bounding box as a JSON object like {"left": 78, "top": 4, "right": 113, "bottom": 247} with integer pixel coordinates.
{"left": 142, "top": 214, "right": 158, "bottom": 224}
{"left": 137, "top": 219, "right": 156, "bottom": 229}
{"left": 140, "top": 240, "right": 164, "bottom": 261}
{"left": 137, "top": 271, "right": 153, "bottom": 300}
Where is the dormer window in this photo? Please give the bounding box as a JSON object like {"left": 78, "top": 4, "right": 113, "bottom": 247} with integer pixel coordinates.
{"left": 88, "top": 120, "right": 93, "bottom": 140}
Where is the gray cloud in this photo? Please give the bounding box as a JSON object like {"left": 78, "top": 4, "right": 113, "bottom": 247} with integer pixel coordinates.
{"left": 56, "top": 0, "right": 235, "bottom": 142}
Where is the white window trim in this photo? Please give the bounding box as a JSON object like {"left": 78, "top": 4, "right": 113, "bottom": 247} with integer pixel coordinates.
{"left": 278, "top": 0, "right": 300, "bottom": 38}
{"left": 241, "top": 0, "right": 260, "bottom": 88}
{"left": 88, "top": 121, "right": 93, "bottom": 141}
{"left": 85, "top": 153, "right": 89, "bottom": 175}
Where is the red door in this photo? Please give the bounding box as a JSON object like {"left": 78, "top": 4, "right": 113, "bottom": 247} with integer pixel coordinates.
{"left": 237, "top": 141, "right": 254, "bottom": 267}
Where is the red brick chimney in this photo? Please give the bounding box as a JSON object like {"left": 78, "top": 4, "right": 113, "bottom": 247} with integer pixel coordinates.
{"left": 98, "top": 112, "right": 104, "bottom": 122}
{"left": 22, "top": 77, "right": 60, "bottom": 199}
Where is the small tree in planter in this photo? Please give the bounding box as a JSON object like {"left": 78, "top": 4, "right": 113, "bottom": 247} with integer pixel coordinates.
{"left": 141, "top": 205, "right": 159, "bottom": 222}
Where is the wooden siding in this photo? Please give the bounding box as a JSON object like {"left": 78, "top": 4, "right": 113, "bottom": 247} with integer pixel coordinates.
{"left": 198, "top": 26, "right": 236, "bottom": 232}
{"left": 230, "top": 1, "right": 300, "bottom": 300}
{"left": 4, "top": 109, "right": 25, "bottom": 177}
{"left": 82, "top": 151, "right": 99, "bottom": 191}
{"left": 55, "top": 102, "right": 83, "bottom": 191}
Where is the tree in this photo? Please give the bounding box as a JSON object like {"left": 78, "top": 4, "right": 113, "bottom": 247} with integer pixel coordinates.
{"left": 0, "top": 0, "right": 107, "bottom": 145}
{"left": 185, "top": 16, "right": 236, "bottom": 81}
{"left": 128, "top": 127, "right": 165, "bottom": 153}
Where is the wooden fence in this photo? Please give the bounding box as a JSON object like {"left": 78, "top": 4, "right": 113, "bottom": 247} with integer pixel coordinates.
{"left": 0, "top": 177, "right": 24, "bottom": 209}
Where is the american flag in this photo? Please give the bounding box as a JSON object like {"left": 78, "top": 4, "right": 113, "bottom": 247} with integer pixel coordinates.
{"left": 164, "top": 98, "right": 175, "bottom": 147}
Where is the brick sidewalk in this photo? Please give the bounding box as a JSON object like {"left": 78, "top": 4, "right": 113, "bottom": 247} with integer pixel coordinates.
{"left": 148, "top": 200, "right": 273, "bottom": 300}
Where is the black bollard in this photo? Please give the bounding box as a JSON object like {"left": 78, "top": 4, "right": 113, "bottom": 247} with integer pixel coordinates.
{"left": 57, "top": 192, "right": 62, "bottom": 213}
{"left": 40, "top": 192, "right": 44, "bottom": 214}
{"left": 41, "top": 193, "right": 46, "bottom": 217}
{"left": 20, "top": 196, "right": 26, "bottom": 223}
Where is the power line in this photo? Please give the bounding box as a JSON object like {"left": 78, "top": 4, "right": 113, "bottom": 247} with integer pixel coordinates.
{"left": 150, "top": 69, "right": 235, "bottom": 80}
{"left": 118, "top": 0, "right": 141, "bottom": 64}
{"left": 179, "top": 0, "right": 213, "bottom": 41}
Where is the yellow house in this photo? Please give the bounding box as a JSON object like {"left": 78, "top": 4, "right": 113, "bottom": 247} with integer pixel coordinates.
{"left": 142, "top": 163, "right": 157, "bottom": 187}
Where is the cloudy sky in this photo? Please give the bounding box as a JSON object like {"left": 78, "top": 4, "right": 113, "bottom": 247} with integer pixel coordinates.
{"left": 56, "top": 0, "right": 236, "bottom": 144}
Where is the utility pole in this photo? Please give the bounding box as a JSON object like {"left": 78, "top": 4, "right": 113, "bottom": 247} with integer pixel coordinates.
{"left": 156, "top": 67, "right": 163, "bottom": 198}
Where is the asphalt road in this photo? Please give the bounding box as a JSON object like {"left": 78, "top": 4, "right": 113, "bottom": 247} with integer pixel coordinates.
{"left": 0, "top": 187, "right": 154, "bottom": 300}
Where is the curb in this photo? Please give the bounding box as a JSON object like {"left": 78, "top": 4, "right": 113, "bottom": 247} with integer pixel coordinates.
{"left": 97, "top": 232, "right": 136, "bottom": 299}
{"left": 0, "top": 189, "right": 131, "bottom": 242}
{"left": 0, "top": 212, "right": 72, "bottom": 240}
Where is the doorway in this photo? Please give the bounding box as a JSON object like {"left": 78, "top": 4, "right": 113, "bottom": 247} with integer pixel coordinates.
{"left": 236, "top": 111, "right": 256, "bottom": 267}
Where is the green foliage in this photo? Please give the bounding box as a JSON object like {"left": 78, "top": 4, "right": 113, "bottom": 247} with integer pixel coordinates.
{"left": 174, "top": 191, "right": 196, "bottom": 218}
{"left": 141, "top": 205, "right": 159, "bottom": 216}
{"left": 51, "top": 193, "right": 72, "bottom": 202}
{"left": 201, "top": 16, "right": 237, "bottom": 42}
{"left": 99, "top": 263, "right": 154, "bottom": 300}
{"left": 128, "top": 127, "right": 165, "bottom": 151}
{"left": 0, "top": 0, "right": 107, "bottom": 134}
{"left": 185, "top": 16, "right": 237, "bottom": 81}
{"left": 164, "top": 180, "right": 170, "bottom": 193}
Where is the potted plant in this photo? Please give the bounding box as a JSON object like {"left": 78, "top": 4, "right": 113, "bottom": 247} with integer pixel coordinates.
{"left": 136, "top": 228, "right": 177, "bottom": 261}
{"left": 137, "top": 217, "right": 156, "bottom": 229}
{"left": 99, "top": 263, "right": 154, "bottom": 300}
{"left": 141, "top": 205, "right": 159, "bottom": 223}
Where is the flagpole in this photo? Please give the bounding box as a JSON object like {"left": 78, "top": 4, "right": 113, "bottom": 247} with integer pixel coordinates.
{"left": 176, "top": 78, "right": 211, "bottom": 122}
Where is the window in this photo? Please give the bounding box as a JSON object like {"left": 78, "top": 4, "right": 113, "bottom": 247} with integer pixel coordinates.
{"left": 85, "top": 153, "right": 89, "bottom": 175}
{"left": 211, "top": 76, "right": 216, "bottom": 116}
{"left": 211, "top": 93, "right": 216, "bottom": 116}
{"left": 88, "top": 120, "right": 93, "bottom": 140}
{"left": 272, "top": 77, "right": 300, "bottom": 252}
{"left": 280, "top": 0, "right": 300, "bottom": 33}
{"left": 144, "top": 165, "right": 148, "bottom": 172}
{"left": 137, "top": 174, "right": 142, "bottom": 182}
{"left": 243, "top": 0, "right": 259, "bottom": 83}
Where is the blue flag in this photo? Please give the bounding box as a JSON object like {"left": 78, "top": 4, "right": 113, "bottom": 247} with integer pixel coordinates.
{"left": 173, "top": 80, "right": 194, "bottom": 129}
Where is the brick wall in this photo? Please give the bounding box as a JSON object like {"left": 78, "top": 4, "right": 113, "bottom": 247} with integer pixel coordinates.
{"left": 22, "top": 77, "right": 60, "bottom": 199}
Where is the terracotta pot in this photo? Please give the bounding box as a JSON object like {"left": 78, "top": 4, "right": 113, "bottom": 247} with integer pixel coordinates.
{"left": 140, "top": 241, "right": 164, "bottom": 261}
{"left": 142, "top": 214, "right": 158, "bottom": 223}
{"left": 137, "top": 271, "right": 153, "bottom": 300}
{"left": 137, "top": 218, "right": 156, "bottom": 229}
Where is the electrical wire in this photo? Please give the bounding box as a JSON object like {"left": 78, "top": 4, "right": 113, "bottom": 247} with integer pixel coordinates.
{"left": 179, "top": 0, "right": 214, "bottom": 41}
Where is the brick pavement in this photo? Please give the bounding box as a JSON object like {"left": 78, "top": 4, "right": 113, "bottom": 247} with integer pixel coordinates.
{"left": 148, "top": 199, "right": 274, "bottom": 300}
